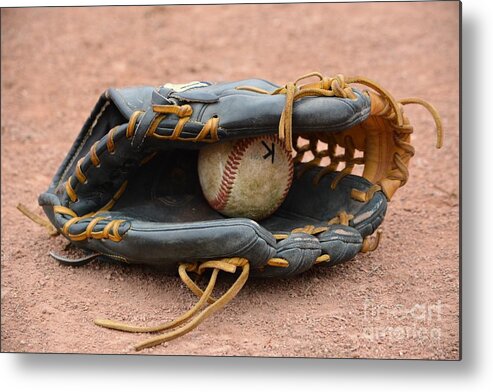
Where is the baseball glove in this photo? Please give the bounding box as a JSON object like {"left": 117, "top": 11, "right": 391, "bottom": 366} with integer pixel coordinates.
{"left": 34, "top": 72, "right": 442, "bottom": 350}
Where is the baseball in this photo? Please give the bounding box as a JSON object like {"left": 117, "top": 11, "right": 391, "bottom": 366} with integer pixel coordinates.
{"left": 198, "top": 135, "right": 294, "bottom": 220}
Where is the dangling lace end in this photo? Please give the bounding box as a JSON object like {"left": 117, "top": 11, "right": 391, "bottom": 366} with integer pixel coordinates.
{"left": 399, "top": 97, "right": 444, "bottom": 149}
{"left": 361, "top": 229, "right": 383, "bottom": 253}
{"left": 178, "top": 263, "right": 217, "bottom": 304}
{"left": 94, "top": 258, "right": 250, "bottom": 350}
{"left": 133, "top": 260, "right": 250, "bottom": 351}
{"left": 17, "top": 203, "right": 58, "bottom": 236}
{"left": 95, "top": 267, "right": 221, "bottom": 334}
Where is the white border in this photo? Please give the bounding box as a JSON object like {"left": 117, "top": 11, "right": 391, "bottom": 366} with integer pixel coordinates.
{"left": 2, "top": 0, "right": 492, "bottom": 391}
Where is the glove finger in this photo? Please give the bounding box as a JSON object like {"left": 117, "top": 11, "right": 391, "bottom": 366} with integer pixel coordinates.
{"left": 251, "top": 233, "right": 321, "bottom": 278}
{"left": 317, "top": 224, "right": 362, "bottom": 267}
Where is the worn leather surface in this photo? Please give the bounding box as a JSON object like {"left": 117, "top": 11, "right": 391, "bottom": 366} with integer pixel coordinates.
{"left": 39, "top": 78, "right": 385, "bottom": 277}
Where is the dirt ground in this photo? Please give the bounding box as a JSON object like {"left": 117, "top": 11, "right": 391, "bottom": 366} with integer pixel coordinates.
{"left": 1, "top": 2, "right": 459, "bottom": 359}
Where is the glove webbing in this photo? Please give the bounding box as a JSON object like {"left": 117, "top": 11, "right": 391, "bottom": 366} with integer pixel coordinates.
{"left": 240, "top": 72, "right": 443, "bottom": 198}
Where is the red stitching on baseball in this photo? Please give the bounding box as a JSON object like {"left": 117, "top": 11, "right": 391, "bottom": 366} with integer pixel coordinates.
{"left": 263, "top": 134, "right": 294, "bottom": 210}
{"left": 209, "top": 137, "right": 258, "bottom": 211}
{"left": 278, "top": 142, "right": 294, "bottom": 209}
{"left": 209, "top": 135, "right": 294, "bottom": 214}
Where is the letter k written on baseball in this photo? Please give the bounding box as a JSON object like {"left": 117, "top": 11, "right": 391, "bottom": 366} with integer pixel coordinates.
{"left": 262, "top": 141, "right": 275, "bottom": 163}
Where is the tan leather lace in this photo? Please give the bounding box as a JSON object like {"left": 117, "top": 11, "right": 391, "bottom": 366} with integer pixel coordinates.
{"left": 17, "top": 203, "right": 58, "bottom": 236}
{"left": 237, "top": 72, "right": 358, "bottom": 151}
{"left": 95, "top": 257, "right": 249, "bottom": 350}
{"left": 283, "top": 73, "right": 442, "bottom": 201}
{"left": 148, "top": 104, "right": 220, "bottom": 142}
{"left": 239, "top": 72, "right": 442, "bottom": 191}
{"left": 54, "top": 179, "right": 128, "bottom": 242}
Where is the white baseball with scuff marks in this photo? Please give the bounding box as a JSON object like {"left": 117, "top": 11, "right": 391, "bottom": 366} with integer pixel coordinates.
{"left": 198, "top": 135, "right": 294, "bottom": 220}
